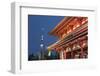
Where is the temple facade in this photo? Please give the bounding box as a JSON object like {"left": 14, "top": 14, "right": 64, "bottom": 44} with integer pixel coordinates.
{"left": 47, "top": 16, "right": 88, "bottom": 59}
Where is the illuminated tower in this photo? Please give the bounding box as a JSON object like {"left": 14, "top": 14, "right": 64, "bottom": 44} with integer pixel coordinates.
{"left": 40, "top": 27, "right": 45, "bottom": 59}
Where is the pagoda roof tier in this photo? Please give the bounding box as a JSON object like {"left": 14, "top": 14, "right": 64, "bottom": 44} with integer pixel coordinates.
{"left": 48, "top": 16, "right": 87, "bottom": 37}
{"left": 47, "top": 23, "right": 88, "bottom": 50}
{"left": 48, "top": 17, "right": 74, "bottom": 36}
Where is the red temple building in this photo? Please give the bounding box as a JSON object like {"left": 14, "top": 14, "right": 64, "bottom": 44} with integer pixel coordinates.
{"left": 47, "top": 16, "right": 88, "bottom": 59}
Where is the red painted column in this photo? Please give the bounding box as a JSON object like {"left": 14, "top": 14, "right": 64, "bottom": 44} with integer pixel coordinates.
{"left": 63, "top": 50, "right": 66, "bottom": 59}
{"left": 79, "top": 40, "right": 84, "bottom": 58}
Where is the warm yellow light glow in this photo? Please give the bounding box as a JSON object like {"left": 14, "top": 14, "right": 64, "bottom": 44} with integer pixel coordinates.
{"left": 62, "top": 33, "right": 66, "bottom": 38}
{"left": 77, "top": 24, "right": 80, "bottom": 27}
{"left": 48, "top": 51, "right": 51, "bottom": 56}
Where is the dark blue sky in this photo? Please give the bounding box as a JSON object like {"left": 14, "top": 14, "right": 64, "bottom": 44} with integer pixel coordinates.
{"left": 28, "top": 15, "right": 64, "bottom": 55}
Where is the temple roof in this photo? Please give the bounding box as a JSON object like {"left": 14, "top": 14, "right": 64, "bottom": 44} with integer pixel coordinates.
{"left": 48, "top": 16, "right": 73, "bottom": 36}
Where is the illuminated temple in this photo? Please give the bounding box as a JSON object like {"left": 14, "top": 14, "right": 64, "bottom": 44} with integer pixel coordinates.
{"left": 47, "top": 16, "right": 88, "bottom": 59}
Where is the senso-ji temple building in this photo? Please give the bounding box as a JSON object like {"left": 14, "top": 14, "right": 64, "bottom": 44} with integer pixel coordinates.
{"left": 47, "top": 16, "right": 88, "bottom": 59}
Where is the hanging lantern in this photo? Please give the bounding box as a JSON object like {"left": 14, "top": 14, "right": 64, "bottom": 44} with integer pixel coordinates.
{"left": 73, "top": 44, "right": 76, "bottom": 50}
{"left": 82, "top": 40, "right": 87, "bottom": 48}
{"left": 77, "top": 44, "right": 80, "bottom": 49}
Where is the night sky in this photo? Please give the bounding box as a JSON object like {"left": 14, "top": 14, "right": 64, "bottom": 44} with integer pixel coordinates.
{"left": 28, "top": 15, "right": 64, "bottom": 55}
